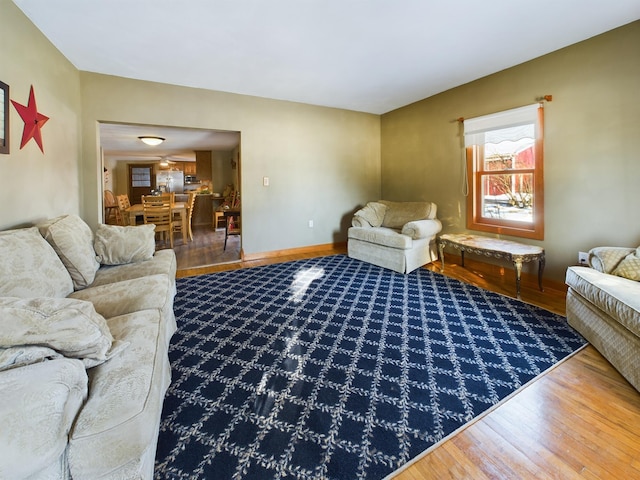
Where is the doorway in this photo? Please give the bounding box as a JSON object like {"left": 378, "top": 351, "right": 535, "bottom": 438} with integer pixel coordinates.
{"left": 99, "top": 122, "right": 242, "bottom": 271}
{"left": 128, "top": 164, "right": 156, "bottom": 204}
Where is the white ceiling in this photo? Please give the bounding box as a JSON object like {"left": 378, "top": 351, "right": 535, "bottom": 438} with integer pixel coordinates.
{"left": 12, "top": 1, "right": 640, "bottom": 160}
{"left": 98, "top": 123, "right": 240, "bottom": 162}
{"left": 13, "top": 0, "right": 640, "bottom": 115}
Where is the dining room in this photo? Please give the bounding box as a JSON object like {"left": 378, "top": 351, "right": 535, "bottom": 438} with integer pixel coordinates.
{"left": 100, "top": 122, "right": 242, "bottom": 272}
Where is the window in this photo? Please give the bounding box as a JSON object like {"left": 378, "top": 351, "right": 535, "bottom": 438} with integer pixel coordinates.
{"left": 131, "top": 167, "right": 152, "bottom": 187}
{"left": 464, "top": 103, "right": 544, "bottom": 240}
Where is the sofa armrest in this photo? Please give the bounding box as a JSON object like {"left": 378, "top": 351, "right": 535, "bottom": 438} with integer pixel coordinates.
{"left": 0, "top": 358, "right": 87, "bottom": 479}
{"left": 588, "top": 246, "right": 635, "bottom": 273}
{"left": 401, "top": 219, "right": 442, "bottom": 240}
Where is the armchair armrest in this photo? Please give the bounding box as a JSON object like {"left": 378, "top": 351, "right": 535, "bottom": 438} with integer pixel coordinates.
{"left": 352, "top": 215, "right": 373, "bottom": 228}
{"left": 401, "top": 219, "right": 442, "bottom": 240}
{"left": 588, "top": 246, "right": 636, "bottom": 273}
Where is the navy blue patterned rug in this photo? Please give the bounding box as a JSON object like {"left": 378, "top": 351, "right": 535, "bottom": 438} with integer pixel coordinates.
{"left": 155, "top": 255, "right": 585, "bottom": 479}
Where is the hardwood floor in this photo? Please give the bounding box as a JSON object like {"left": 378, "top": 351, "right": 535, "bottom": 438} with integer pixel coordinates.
{"left": 173, "top": 225, "right": 241, "bottom": 272}
{"left": 175, "top": 243, "right": 640, "bottom": 480}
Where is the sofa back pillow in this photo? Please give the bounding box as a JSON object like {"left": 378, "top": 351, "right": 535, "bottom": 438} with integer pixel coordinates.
{"left": 379, "top": 201, "right": 436, "bottom": 229}
{"left": 38, "top": 215, "right": 100, "bottom": 290}
{"left": 611, "top": 247, "right": 640, "bottom": 281}
{"left": 0, "top": 227, "right": 73, "bottom": 298}
{"left": 94, "top": 224, "right": 156, "bottom": 265}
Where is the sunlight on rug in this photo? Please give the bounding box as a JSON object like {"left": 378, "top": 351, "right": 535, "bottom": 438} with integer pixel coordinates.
{"left": 155, "top": 255, "right": 585, "bottom": 479}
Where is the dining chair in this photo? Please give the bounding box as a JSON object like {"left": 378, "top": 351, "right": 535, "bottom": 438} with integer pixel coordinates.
{"left": 173, "top": 192, "right": 196, "bottom": 242}
{"left": 104, "top": 190, "right": 122, "bottom": 225}
{"left": 224, "top": 210, "right": 241, "bottom": 251}
{"left": 213, "top": 187, "right": 236, "bottom": 230}
{"left": 142, "top": 195, "right": 174, "bottom": 248}
{"left": 116, "top": 194, "right": 131, "bottom": 225}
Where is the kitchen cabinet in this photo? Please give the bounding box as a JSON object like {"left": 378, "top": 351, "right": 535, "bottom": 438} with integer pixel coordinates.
{"left": 192, "top": 193, "right": 213, "bottom": 226}
{"left": 183, "top": 162, "right": 197, "bottom": 175}
{"left": 195, "top": 150, "right": 212, "bottom": 181}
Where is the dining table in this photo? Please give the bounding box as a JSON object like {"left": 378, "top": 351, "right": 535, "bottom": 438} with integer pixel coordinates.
{"left": 125, "top": 201, "right": 188, "bottom": 244}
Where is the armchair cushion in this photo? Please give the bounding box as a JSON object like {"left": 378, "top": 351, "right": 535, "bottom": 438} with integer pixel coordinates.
{"left": 349, "top": 226, "right": 412, "bottom": 249}
{"left": 352, "top": 202, "right": 387, "bottom": 228}
{"left": 38, "top": 215, "right": 100, "bottom": 290}
{"left": 94, "top": 224, "right": 156, "bottom": 265}
{"left": 379, "top": 201, "right": 435, "bottom": 229}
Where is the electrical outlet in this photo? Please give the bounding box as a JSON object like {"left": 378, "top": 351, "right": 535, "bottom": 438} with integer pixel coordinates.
{"left": 578, "top": 251, "right": 589, "bottom": 265}
{"left": 263, "top": 176, "right": 270, "bottom": 187}
{"left": 308, "top": 220, "right": 314, "bottom": 228}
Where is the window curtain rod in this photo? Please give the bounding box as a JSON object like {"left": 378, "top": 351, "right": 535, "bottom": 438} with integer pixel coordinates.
{"left": 456, "top": 95, "right": 552, "bottom": 123}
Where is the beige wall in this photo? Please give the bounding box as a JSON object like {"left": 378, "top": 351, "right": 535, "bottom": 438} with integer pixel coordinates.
{"left": 381, "top": 21, "right": 640, "bottom": 282}
{"left": 79, "top": 73, "right": 381, "bottom": 255}
{"left": 0, "top": 2, "right": 81, "bottom": 229}
{"left": 4, "top": 0, "right": 637, "bottom": 281}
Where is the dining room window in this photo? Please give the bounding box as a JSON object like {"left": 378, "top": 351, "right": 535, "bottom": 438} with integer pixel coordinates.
{"left": 464, "top": 103, "right": 544, "bottom": 240}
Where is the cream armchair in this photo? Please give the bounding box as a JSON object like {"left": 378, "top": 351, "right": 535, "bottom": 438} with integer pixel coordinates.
{"left": 347, "top": 200, "right": 442, "bottom": 274}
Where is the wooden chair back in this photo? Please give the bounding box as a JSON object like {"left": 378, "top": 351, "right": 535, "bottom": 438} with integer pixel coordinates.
{"left": 116, "top": 194, "right": 131, "bottom": 210}
{"left": 116, "top": 194, "right": 131, "bottom": 225}
{"left": 142, "top": 195, "right": 173, "bottom": 248}
{"left": 104, "top": 189, "right": 122, "bottom": 225}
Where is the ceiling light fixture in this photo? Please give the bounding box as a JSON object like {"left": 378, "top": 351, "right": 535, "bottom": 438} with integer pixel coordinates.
{"left": 138, "top": 136, "right": 165, "bottom": 146}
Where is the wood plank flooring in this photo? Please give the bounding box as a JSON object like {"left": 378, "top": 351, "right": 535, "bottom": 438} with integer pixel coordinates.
{"left": 175, "top": 237, "right": 640, "bottom": 480}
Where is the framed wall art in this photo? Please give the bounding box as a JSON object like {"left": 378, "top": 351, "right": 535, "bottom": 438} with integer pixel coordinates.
{"left": 0, "top": 80, "right": 8, "bottom": 154}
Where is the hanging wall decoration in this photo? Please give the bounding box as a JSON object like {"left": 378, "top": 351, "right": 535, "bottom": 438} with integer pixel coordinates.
{"left": 0, "top": 80, "right": 8, "bottom": 154}
{"left": 11, "top": 85, "right": 49, "bottom": 153}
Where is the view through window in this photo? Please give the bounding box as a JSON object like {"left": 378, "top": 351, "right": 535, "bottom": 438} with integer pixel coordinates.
{"left": 464, "top": 104, "right": 544, "bottom": 239}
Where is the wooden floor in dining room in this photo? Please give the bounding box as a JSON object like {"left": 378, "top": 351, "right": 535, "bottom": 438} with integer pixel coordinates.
{"left": 172, "top": 224, "right": 242, "bottom": 271}
{"left": 175, "top": 243, "right": 640, "bottom": 480}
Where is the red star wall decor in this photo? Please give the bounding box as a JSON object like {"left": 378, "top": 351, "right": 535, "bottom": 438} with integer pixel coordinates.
{"left": 11, "top": 85, "right": 49, "bottom": 153}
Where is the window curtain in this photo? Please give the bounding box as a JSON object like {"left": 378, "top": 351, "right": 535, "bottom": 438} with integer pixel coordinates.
{"left": 464, "top": 103, "right": 541, "bottom": 147}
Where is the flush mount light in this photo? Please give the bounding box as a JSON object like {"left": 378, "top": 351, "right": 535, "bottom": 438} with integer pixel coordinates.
{"left": 138, "top": 136, "right": 165, "bottom": 146}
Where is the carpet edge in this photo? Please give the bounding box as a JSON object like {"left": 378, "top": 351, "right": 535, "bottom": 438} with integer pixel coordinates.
{"left": 384, "top": 343, "right": 589, "bottom": 479}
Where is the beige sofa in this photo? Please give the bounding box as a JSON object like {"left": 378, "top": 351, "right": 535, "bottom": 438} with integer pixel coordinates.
{"left": 347, "top": 200, "right": 442, "bottom": 274}
{"left": 0, "top": 215, "right": 177, "bottom": 479}
{"left": 566, "top": 246, "right": 640, "bottom": 391}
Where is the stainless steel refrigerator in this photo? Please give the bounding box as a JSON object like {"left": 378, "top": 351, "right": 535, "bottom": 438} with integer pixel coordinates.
{"left": 156, "top": 171, "right": 184, "bottom": 193}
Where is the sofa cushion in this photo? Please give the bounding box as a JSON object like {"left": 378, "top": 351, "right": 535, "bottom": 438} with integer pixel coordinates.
{"left": 70, "top": 273, "right": 174, "bottom": 320}
{"left": 611, "top": 248, "right": 640, "bottom": 281}
{"left": 352, "top": 202, "right": 387, "bottom": 228}
{"left": 566, "top": 266, "right": 640, "bottom": 337}
{"left": 348, "top": 226, "right": 412, "bottom": 249}
{"left": 38, "top": 215, "right": 100, "bottom": 290}
{"left": 94, "top": 223, "right": 156, "bottom": 265}
{"left": 0, "top": 358, "right": 87, "bottom": 479}
{"left": 0, "top": 227, "right": 74, "bottom": 298}
{"left": 69, "top": 309, "right": 171, "bottom": 479}
{"left": 379, "top": 201, "right": 435, "bottom": 229}
{"left": 91, "top": 249, "right": 177, "bottom": 289}
{"left": 0, "top": 297, "right": 114, "bottom": 366}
